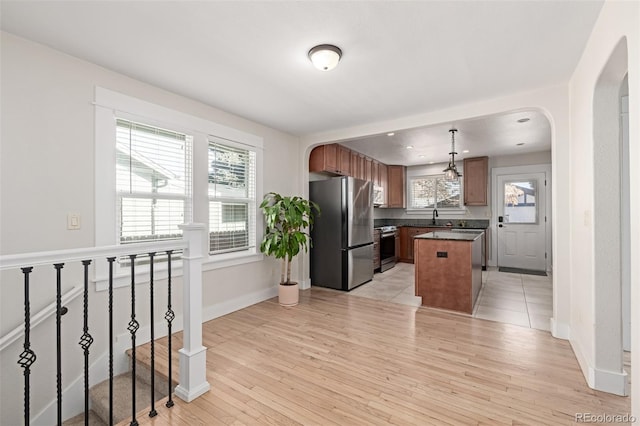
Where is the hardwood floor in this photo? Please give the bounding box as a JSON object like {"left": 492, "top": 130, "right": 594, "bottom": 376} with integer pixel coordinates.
{"left": 127, "top": 288, "right": 630, "bottom": 425}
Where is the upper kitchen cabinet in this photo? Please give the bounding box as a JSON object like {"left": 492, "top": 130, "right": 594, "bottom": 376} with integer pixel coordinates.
{"left": 309, "top": 143, "right": 351, "bottom": 175}
{"left": 387, "top": 165, "right": 406, "bottom": 208}
{"left": 379, "top": 163, "right": 388, "bottom": 206}
{"left": 364, "top": 157, "right": 373, "bottom": 181}
{"left": 350, "top": 150, "right": 361, "bottom": 180}
{"left": 372, "top": 160, "right": 379, "bottom": 186}
{"left": 338, "top": 145, "right": 351, "bottom": 176}
{"left": 309, "top": 144, "right": 338, "bottom": 174}
{"left": 463, "top": 156, "right": 488, "bottom": 205}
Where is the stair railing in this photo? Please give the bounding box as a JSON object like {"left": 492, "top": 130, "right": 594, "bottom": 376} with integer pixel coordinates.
{"left": 0, "top": 223, "right": 210, "bottom": 425}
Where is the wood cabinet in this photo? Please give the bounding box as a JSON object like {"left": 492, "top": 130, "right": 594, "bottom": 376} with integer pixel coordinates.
{"left": 308, "top": 145, "right": 403, "bottom": 209}
{"left": 399, "top": 226, "right": 452, "bottom": 263}
{"left": 309, "top": 144, "right": 352, "bottom": 175}
{"left": 399, "top": 227, "right": 428, "bottom": 262}
{"left": 379, "top": 163, "right": 388, "bottom": 207}
{"left": 372, "top": 160, "right": 379, "bottom": 185}
{"left": 350, "top": 150, "right": 360, "bottom": 179}
{"left": 415, "top": 236, "right": 482, "bottom": 314}
{"left": 387, "top": 165, "right": 406, "bottom": 208}
{"left": 463, "top": 156, "right": 488, "bottom": 205}
{"left": 373, "top": 229, "right": 381, "bottom": 271}
{"left": 398, "top": 227, "right": 409, "bottom": 261}
{"left": 338, "top": 145, "right": 351, "bottom": 176}
{"left": 309, "top": 144, "right": 338, "bottom": 174}
{"left": 364, "top": 157, "right": 373, "bottom": 181}
{"left": 358, "top": 154, "right": 365, "bottom": 180}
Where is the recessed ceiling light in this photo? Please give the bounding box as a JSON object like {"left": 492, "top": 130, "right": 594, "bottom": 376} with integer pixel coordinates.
{"left": 517, "top": 118, "right": 530, "bottom": 123}
{"left": 406, "top": 145, "right": 413, "bottom": 149}
{"left": 462, "top": 150, "right": 469, "bottom": 153}
{"left": 419, "top": 155, "right": 425, "bottom": 158}
{"left": 429, "top": 161, "right": 435, "bottom": 164}
{"left": 516, "top": 142, "right": 525, "bottom": 146}
{"left": 387, "top": 132, "right": 395, "bottom": 136}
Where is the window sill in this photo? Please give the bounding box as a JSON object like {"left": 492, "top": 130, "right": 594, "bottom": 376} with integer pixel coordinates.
{"left": 204, "top": 251, "right": 264, "bottom": 271}
{"left": 93, "top": 251, "right": 265, "bottom": 291}
{"left": 94, "top": 261, "right": 183, "bottom": 292}
{"left": 405, "top": 208, "right": 467, "bottom": 216}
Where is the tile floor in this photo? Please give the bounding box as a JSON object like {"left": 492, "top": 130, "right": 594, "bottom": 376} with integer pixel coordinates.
{"left": 349, "top": 262, "right": 553, "bottom": 332}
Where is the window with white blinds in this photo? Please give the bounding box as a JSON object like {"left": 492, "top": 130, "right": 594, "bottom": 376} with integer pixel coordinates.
{"left": 208, "top": 138, "right": 256, "bottom": 254}
{"left": 116, "top": 119, "right": 192, "bottom": 244}
{"left": 409, "top": 175, "right": 461, "bottom": 209}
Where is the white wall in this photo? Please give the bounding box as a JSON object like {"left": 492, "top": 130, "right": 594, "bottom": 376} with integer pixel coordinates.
{"left": 567, "top": 0, "right": 639, "bottom": 408}
{"left": 0, "top": 32, "right": 300, "bottom": 423}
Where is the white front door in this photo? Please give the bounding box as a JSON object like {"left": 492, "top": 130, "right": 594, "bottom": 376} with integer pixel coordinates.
{"left": 496, "top": 172, "right": 547, "bottom": 271}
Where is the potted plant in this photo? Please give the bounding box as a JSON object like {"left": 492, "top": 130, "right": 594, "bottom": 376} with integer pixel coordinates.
{"left": 259, "top": 192, "right": 320, "bottom": 306}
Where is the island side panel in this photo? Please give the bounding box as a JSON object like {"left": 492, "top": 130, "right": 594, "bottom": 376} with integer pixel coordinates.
{"left": 415, "top": 239, "right": 473, "bottom": 313}
{"left": 471, "top": 236, "right": 483, "bottom": 308}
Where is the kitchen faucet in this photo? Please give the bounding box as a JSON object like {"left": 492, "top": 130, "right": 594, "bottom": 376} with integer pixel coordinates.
{"left": 432, "top": 208, "right": 438, "bottom": 225}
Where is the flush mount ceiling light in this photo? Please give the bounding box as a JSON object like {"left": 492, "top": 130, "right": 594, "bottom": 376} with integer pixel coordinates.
{"left": 308, "top": 44, "right": 342, "bottom": 71}
{"left": 443, "top": 129, "right": 462, "bottom": 181}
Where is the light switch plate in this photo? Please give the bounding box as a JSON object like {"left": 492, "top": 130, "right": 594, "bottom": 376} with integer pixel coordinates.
{"left": 67, "top": 213, "right": 81, "bottom": 230}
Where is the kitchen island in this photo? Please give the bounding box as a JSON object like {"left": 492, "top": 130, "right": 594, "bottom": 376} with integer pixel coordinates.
{"left": 414, "top": 231, "right": 483, "bottom": 314}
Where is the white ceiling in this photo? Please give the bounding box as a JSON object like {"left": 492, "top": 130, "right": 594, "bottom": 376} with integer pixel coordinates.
{"left": 340, "top": 109, "right": 551, "bottom": 165}
{"left": 1, "top": 1, "right": 602, "bottom": 165}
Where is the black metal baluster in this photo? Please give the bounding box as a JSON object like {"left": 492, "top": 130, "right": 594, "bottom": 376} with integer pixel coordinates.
{"left": 164, "top": 250, "right": 175, "bottom": 408}
{"left": 107, "top": 257, "right": 116, "bottom": 426}
{"left": 79, "top": 260, "right": 93, "bottom": 426}
{"left": 128, "top": 255, "right": 139, "bottom": 426}
{"left": 18, "top": 267, "right": 36, "bottom": 426}
{"left": 54, "top": 263, "right": 64, "bottom": 426}
{"left": 148, "top": 252, "right": 157, "bottom": 417}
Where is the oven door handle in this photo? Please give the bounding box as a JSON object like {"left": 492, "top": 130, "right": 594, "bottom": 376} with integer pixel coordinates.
{"left": 381, "top": 232, "right": 396, "bottom": 238}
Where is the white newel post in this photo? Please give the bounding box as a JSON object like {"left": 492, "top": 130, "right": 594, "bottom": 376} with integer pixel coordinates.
{"left": 175, "top": 223, "right": 211, "bottom": 402}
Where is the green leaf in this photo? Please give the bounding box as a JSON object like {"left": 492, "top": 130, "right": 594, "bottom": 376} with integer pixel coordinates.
{"left": 258, "top": 191, "right": 321, "bottom": 282}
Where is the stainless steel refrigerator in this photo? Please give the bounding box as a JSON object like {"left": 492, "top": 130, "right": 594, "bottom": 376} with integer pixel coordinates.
{"left": 310, "top": 177, "right": 374, "bottom": 291}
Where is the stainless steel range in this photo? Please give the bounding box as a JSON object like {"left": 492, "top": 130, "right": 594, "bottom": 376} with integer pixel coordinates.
{"left": 379, "top": 225, "right": 398, "bottom": 272}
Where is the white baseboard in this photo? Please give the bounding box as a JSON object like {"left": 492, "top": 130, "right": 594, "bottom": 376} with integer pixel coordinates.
{"left": 202, "top": 286, "right": 278, "bottom": 323}
{"left": 594, "top": 368, "right": 629, "bottom": 396}
{"left": 300, "top": 278, "right": 311, "bottom": 290}
{"left": 571, "top": 336, "right": 594, "bottom": 387}
{"left": 570, "top": 337, "right": 629, "bottom": 396}
{"left": 550, "top": 318, "right": 570, "bottom": 340}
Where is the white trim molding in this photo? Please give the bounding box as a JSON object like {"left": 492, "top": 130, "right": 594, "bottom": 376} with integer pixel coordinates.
{"left": 571, "top": 337, "right": 629, "bottom": 396}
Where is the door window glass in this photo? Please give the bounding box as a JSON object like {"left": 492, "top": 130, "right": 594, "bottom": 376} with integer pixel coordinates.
{"left": 503, "top": 180, "right": 537, "bottom": 223}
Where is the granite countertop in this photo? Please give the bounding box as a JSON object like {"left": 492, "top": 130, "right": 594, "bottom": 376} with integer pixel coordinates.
{"left": 374, "top": 219, "right": 489, "bottom": 229}
{"left": 415, "top": 231, "right": 482, "bottom": 241}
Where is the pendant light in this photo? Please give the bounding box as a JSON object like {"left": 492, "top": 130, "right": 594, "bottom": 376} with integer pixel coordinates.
{"left": 443, "top": 129, "right": 462, "bottom": 181}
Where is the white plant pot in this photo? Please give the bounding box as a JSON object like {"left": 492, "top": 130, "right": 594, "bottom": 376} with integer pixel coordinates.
{"left": 278, "top": 282, "right": 299, "bottom": 307}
